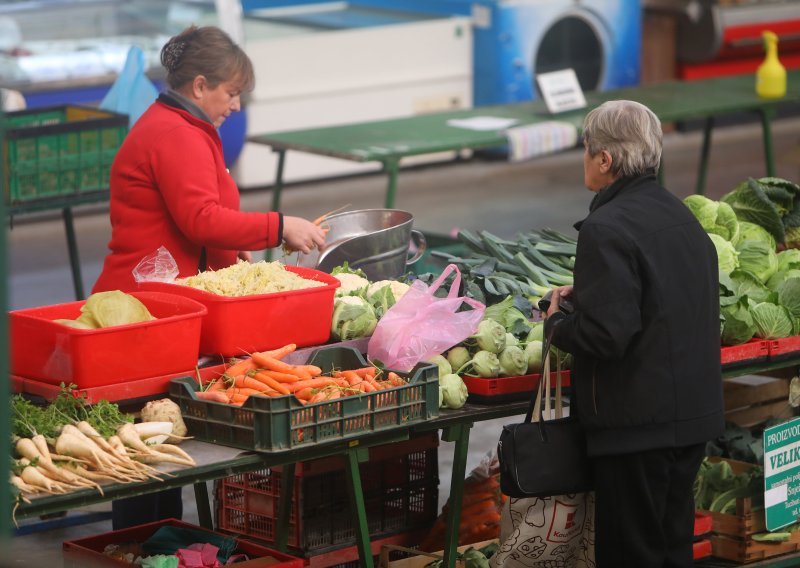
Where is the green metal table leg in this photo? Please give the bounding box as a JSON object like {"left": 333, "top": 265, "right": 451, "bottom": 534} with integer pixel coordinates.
{"left": 442, "top": 423, "right": 473, "bottom": 568}
{"left": 384, "top": 159, "right": 399, "bottom": 209}
{"left": 760, "top": 109, "right": 776, "bottom": 177}
{"left": 271, "top": 150, "right": 286, "bottom": 213}
{"left": 695, "top": 117, "right": 714, "bottom": 196}
{"left": 344, "top": 446, "right": 373, "bottom": 568}
{"left": 266, "top": 149, "right": 287, "bottom": 261}
{"left": 275, "top": 462, "right": 295, "bottom": 552}
{"left": 193, "top": 482, "right": 213, "bottom": 530}
{"left": 62, "top": 207, "right": 84, "bottom": 300}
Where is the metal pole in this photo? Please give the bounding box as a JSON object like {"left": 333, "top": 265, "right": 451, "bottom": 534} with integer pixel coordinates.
{"left": 0, "top": 100, "right": 11, "bottom": 543}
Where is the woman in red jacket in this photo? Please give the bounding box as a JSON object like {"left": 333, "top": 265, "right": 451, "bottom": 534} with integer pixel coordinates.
{"left": 94, "top": 25, "right": 325, "bottom": 293}
{"left": 96, "top": 25, "right": 326, "bottom": 529}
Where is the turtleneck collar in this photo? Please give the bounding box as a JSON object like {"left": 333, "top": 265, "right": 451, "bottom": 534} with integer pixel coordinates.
{"left": 158, "top": 89, "right": 214, "bottom": 126}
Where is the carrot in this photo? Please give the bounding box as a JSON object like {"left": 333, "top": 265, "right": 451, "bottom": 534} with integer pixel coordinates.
{"left": 294, "top": 364, "right": 323, "bottom": 377}
{"left": 339, "top": 370, "right": 362, "bottom": 386}
{"left": 286, "top": 377, "right": 339, "bottom": 392}
{"left": 224, "top": 358, "right": 256, "bottom": 378}
{"left": 205, "top": 377, "right": 227, "bottom": 392}
{"left": 228, "top": 393, "right": 250, "bottom": 404}
{"left": 257, "top": 369, "right": 307, "bottom": 384}
{"left": 227, "top": 387, "right": 269, "bottom": 398}
{"left": 251, "top": 372, "right": 291, "bottom": 395}
{"left": 233, "top": 375, "right": 275, "bottom": 392}
{"left": 253, "top": 343, "right": 296, "bottom": 361}
{"left": 196, "top": 391, "right": 229, "bottom": 403}
{"left": 294, "top": 387, "right": 314, "bottom": 400}
{"left": 387, "top": 372, "right": 406, "bottom": 387}
{"left": 252, "top": 353, "right": 312, "bottom": 380}
{"left": 349, "top": 367, "right": 378, "bottom": 379}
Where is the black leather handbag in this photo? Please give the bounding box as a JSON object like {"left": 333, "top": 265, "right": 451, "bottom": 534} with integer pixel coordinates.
{"left": 497, "top": 324, "right": 593, "bottom": 498}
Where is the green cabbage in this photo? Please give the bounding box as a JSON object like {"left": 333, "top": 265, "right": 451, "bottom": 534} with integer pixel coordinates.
{"left": 778, "top": 276, "right": 800, "bottom": 318}
{"left": 778, "top": 249, "right": 800, "bottom": 272}
{"left": 330, "top": 296, "right": 377, "bottom": 340}
{"left": 684, "top": 195, "right": 740, "bottom": 243}
{"left": 720, "top": 297, "right": 756, "bottom": 346}
{"left": 440, "top": 373, "right": 468, "bottom": 409}
{"left": 708, "top": 234, "right": 739, "bottom": 274}
{"left": 721, "top": 178, "right": 785, "bottom": 244}
{"left": 751, "top": 302, "right": 794, "bottom": 340}
{"left": 736, "top": 240, "right": 778, "bottom": 284}
{"left": 767, "top": 269, "right": 800, "bottom": 292}
{"left": 737, "top": 221, "right": 776, "bottom": 250}
{"left": 730, "top": 270, "right": 772, "bottom": 303}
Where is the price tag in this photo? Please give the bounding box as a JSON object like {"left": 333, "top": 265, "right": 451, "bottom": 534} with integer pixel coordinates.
{"left": 536, "top": 69, "right": 587, "bottom": 115}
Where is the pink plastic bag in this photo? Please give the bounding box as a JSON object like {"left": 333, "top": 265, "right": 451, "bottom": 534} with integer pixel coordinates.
{"left": 367, "top": 264, "right": 485, "bottom": 372}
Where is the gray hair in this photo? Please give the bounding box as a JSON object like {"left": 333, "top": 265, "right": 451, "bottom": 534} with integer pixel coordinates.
{"left": 582, "top": 100, "right": 663, "bottom": 177}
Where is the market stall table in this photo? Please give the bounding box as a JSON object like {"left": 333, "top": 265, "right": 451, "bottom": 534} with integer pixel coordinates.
{"left": 250, "top": 70, "right": 800, "bottom": 212}
{"left": 12, "top": 353, "right": 800, "bottom": 568}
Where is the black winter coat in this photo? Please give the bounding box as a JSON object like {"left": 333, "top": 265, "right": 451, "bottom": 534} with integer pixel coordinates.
{"left": 546, "top": 174, "right": 724, "bottom": 456}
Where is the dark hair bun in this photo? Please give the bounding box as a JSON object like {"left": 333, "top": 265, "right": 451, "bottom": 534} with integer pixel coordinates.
{"left": 161, "top": 39, "right": 188, "bottom": 73}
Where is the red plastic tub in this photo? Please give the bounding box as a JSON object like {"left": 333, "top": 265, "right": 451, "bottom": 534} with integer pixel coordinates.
{"left": 63, "top": 518, "right": 303, "bottom": 568}
{"left": 10, "top": 291, "right": 206, "bottom": 388}
{"left": 139, "top": 266, "right": 340, "bottom": 357}
{"left": 462, "top": 371, "right": 571, "bottom": 404}
{"left": 11, "top": 363, "right": 226, "bottom": 404}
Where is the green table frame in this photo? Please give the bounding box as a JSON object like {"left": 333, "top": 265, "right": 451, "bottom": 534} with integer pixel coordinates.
{"left": 8, "top": 190, "right": 109, "bottom": 300}
{"left": 250, "top": 71, "right": 800, "bottom": 212}
{"left": 14, "top": 355, "right": 800, "bottom": 568}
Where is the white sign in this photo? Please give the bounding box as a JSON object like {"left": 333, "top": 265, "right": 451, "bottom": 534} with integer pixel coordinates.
{"left": 536, "top": 69, "right": 587, "bottom": 115}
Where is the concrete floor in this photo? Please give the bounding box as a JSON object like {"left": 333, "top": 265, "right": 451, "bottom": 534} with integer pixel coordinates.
{"left": 6, "top": 114, "right": 800, "bottom": 566}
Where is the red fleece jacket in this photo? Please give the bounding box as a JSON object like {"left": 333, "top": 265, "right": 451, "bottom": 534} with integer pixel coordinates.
{"left": 94, "top": 100, "right": 281, "bottom": 293}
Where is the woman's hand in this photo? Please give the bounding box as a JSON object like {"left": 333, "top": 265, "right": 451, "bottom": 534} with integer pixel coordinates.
{"left": 546, "top": 285, "right": 574, "bottom": 318}
{"left": 282, "top": 216, "right": 327, "bottom": 254}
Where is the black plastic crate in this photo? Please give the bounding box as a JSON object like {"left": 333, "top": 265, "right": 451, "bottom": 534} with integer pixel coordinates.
{"left": 170, "top": 346, "right": 439, "bottom": 452}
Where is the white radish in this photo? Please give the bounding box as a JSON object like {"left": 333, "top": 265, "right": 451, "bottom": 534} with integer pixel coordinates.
{"left": 21, "top": 466, "right": 66, "bottom": 494}
{"left": 148, "top": 444, "right": 196, "bottom": 465}
{"left": 10, "top": 474, "right": 38, "bottom": 498}
{"left": 144, "top": 434, "right": 170, "bottom": 445}
{"left": 15, "top": 438, "right": 44, "bottom": 463}
{"left": 116, "top": 423, "right": 157, "bottom": 454}
{"left": 55, "top": 432, "right": 119, "bottom": 472}
{"left": 134, "top": 452, "right": 196, "bottom": 467}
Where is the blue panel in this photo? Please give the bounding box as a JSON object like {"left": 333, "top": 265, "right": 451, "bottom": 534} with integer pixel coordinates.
{"left": 353, "top": 0, "right": 642, "bottom": 106}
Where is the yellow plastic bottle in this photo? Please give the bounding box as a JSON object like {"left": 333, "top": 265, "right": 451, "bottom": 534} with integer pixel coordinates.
{"left": 756, "top": 30, "right": 786, "bottom": 99}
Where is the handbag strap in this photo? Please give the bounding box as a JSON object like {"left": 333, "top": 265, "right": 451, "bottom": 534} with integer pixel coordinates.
{"left": 525, "top": 321, "right": 566, "bottom": 423}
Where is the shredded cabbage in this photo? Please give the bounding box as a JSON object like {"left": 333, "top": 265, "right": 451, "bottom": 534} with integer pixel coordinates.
{"left": 178, "top": 260, "right": 325, "bottom": 296}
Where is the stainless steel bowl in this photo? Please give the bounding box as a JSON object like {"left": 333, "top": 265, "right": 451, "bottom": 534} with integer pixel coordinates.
{"left": 298, "top": 209, "right": 426, "bottom": 280}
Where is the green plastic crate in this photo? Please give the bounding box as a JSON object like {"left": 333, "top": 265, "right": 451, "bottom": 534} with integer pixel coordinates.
{"left": 3, "top": 105, "right": 128, "bottom": 204}
{"left": 169, "top": 346, "right": 440, "bottom": 452}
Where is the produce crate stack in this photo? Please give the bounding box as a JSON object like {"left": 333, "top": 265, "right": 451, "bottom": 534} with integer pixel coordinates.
{"left": 4, "top": 105, "right": 128, "bottom": 205}
{"left": 216, "top": 433, "right": 439, "bottom": 563}
{"left": 697, "top": 457, "right": 800, "bottom": 564}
